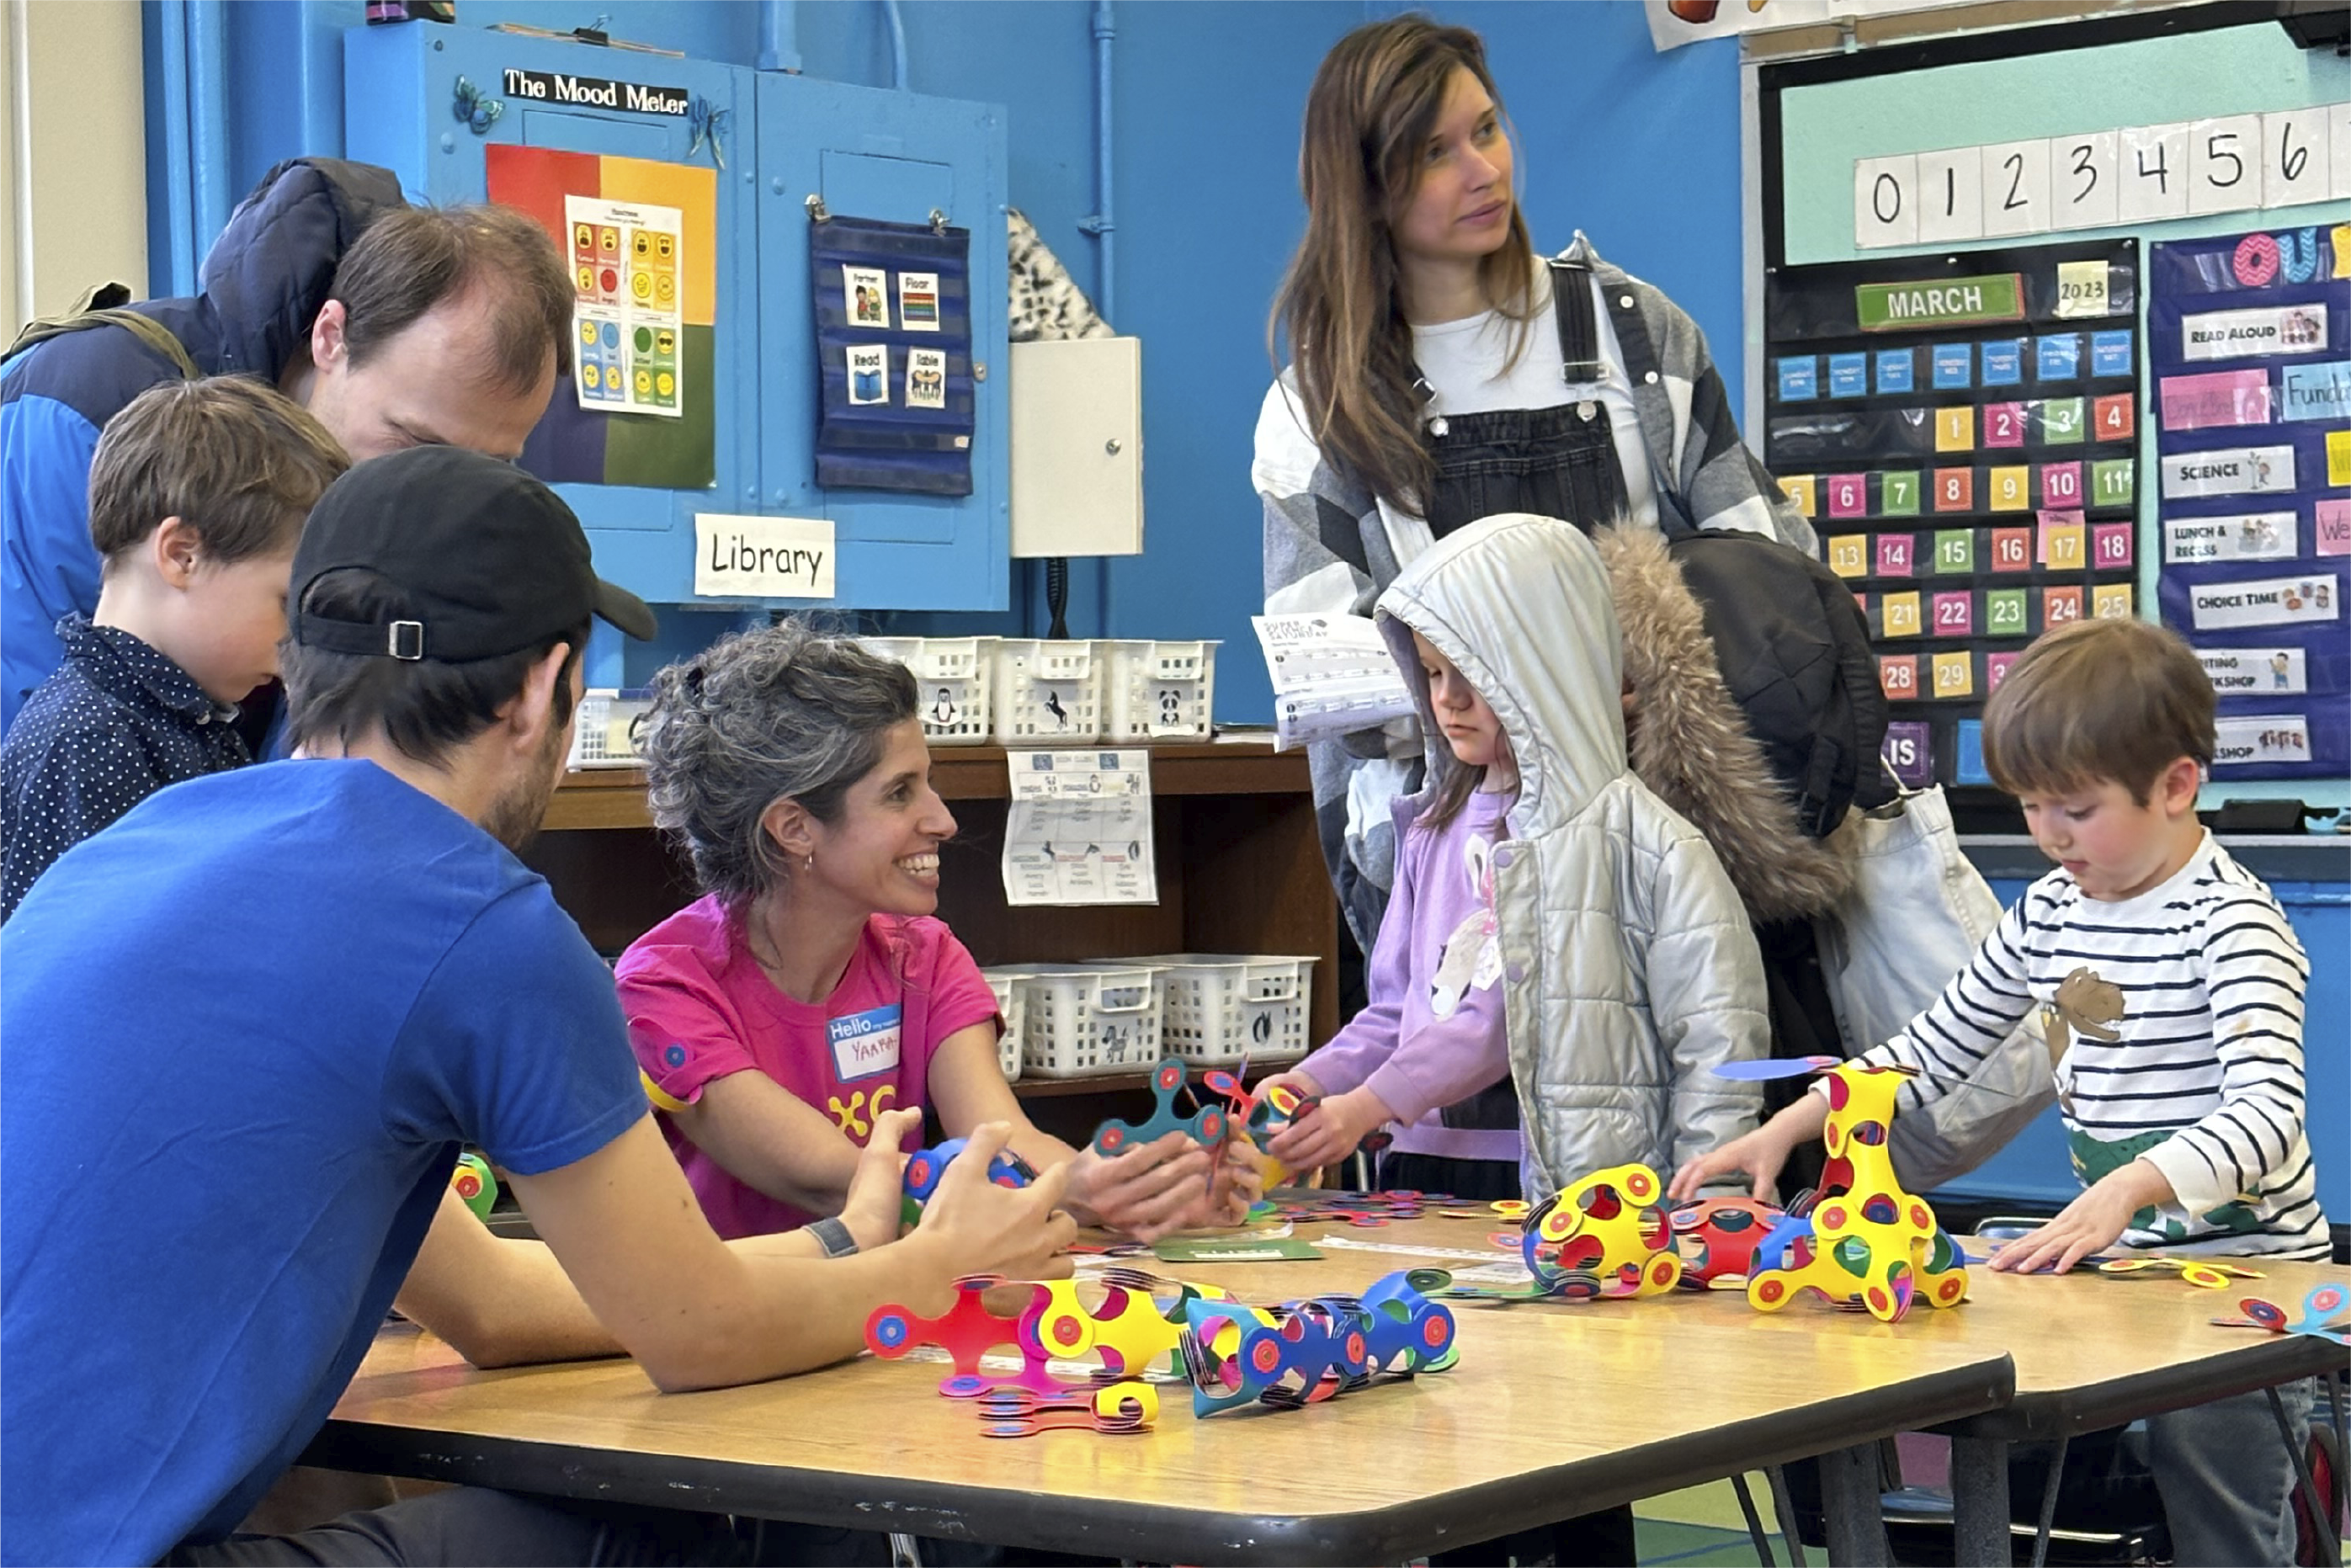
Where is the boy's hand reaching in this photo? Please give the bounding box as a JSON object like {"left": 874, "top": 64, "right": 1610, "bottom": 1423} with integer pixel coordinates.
{"left": 1667, "top": 1097, "right": 1829, "bottom": 1204}
{"left": 1989, "top": 1158, "right": 2174, "bottom": 1276}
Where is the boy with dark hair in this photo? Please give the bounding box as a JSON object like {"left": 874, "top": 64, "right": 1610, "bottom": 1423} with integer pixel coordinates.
{"left": 1675, "top": 616, "right": 2323, "bottom": 1567}
{"left": 0, "top": 377, "right": 348, "bottom": 920}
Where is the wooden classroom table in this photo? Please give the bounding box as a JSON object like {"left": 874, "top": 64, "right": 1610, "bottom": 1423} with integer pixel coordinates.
{"left": 304, "top": 1213, "right": 2015, "bottom": 1565}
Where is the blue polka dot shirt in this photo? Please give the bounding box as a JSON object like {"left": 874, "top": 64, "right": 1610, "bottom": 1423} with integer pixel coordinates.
{"left": 2, "top": 615, "right": 248, "bottom": 922}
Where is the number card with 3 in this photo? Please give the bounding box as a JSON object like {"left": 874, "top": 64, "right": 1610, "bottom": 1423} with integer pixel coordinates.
{"left": 2040, "top": 396, "right": 2087, "bottom": 445}
{"left": 1987, "top": 650, "right": 2020, "bottom": 691}
{"left": 2052, "top": 131, "right": 2120, "bottom": 230}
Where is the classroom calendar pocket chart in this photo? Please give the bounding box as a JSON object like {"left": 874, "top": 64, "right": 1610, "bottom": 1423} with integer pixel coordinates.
{"left": 1767, "top": 240, "right": 2141, "bottom": 791}
{"left": 2151, "top": 224, "right": 2349, "bottom": 780}
{"left": 810, "top": 213, "right": 976, "bottom": 497}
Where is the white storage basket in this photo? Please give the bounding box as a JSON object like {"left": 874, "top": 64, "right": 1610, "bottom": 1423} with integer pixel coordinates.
{"left": 1134, "top": 954, "right": 1317, "bottom": 1067}
{"left": 992, "top": 964, "right": 1163, "bottom": 1077}
{"left": 860, "top": 635, "right": 996, "bottom": 747}
{"left": 980, "top": 968, "right": 1026, "bottom": 1082}
{"left": 992, "top": 640, "right": 1104, "bottom": 745}
{"left": 1104, "top": 640, "right": 1219, "bottom": 742}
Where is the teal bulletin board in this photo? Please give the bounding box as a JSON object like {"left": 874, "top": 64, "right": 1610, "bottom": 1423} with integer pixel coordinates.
{"left": 1762, "top": 12, "right": 2351, "bottom": 811}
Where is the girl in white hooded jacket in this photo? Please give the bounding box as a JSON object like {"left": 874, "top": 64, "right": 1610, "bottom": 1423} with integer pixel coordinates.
{"left": 1261, "top": 513, "right": 1769, "bottom": 1205}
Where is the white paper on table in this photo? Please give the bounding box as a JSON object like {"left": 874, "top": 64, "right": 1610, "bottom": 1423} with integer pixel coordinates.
{"left": 1001, "top": 750, "right": 1157, "bottom": 907}
{"left": 1252, "top": 614, "right": 1417, "bottom": 752}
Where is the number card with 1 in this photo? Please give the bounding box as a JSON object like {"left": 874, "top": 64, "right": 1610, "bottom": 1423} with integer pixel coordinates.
{"left": 1935, "top": 407, "right": 1975, "bottom": 452}
{"left": 1877, "top": 533, "right": 1917, "bottom": 577}
{"left": 2040, "top": 519, "right": 2087, "bottom": 570}
{"left": 2041, "top": 460, "right": 2083, "bottom": 508}
{"left": 1918, "top": 146, "right": 1986, "bottom": 246}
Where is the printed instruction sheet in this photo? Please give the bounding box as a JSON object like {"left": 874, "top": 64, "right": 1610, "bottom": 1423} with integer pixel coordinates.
{"left": 1253, "top": 614, "right": 1417, "bottom": 752}
{"left": 1001, "top": 750, "right": 1156, "bottom": 906}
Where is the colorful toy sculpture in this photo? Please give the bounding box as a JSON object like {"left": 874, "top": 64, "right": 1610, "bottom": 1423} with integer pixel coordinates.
{"left": 975, "top": 1380, "right": 1158, "bottom": 1438}
{"left": 1176, "top": 1268, "right": 1455, "bottom": 1417}
{"left": 864, "top": 1274, "right": 1061, "bottom": 1397}
{"left": 1670, "top": 1196, "right": 1785, "bottom": 1287}
{"left": 900, "top": 1137, "right": 1033, "bottom": 1227}
{"left": 1741, "top": 1061, "right": 1969, "bottom": 1323}
{"left": 1020, "top": 1267, "right": 1231, "bottom": 1379}
{"left": 1444, "top": 1164, "right": 1679, "bottom": 1302}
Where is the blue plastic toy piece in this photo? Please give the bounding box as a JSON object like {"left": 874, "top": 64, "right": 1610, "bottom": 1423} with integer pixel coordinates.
{"left": 1091, "top": 1057, "right": 1228, "bottom": 1157}
{"left": 901, "top": 1137, "right": 1034, "bottom": 1220}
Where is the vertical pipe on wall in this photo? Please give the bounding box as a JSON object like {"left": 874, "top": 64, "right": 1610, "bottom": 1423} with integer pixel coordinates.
{"left": 758, "top": 0, "right": 801, "bottom": 73}
{"left": 881, "top": 0, "right": 908, "bottom": 90}
{"left": 184, "top": 0, "right": 231, "bottom": 258}
{"left": 152, "top": 0, "right": 199, "bottom": 295}
{"left": 1089, "top": 0, "right": 1115, "bottom": 635}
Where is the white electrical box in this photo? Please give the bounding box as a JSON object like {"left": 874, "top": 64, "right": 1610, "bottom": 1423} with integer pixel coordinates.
{"left": 1009, "top": 336, "right": 1143, "bottom": 558}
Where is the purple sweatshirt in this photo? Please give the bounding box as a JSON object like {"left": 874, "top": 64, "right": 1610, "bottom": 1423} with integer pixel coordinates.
{"left": 1294, "top": 789, "right": 1519, "bottom": 1163}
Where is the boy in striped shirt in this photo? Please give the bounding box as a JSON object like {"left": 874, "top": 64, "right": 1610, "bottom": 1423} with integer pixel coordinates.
{"left": 1676, "top": 617, "right": 2322, "bottom": 1567}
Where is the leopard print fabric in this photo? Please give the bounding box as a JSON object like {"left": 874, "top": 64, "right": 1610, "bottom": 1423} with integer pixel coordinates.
{"left": 1008, "top": 208, "right": 1113, "bottom": 341}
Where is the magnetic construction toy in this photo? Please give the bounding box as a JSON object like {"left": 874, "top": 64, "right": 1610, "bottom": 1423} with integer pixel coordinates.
{"left": 1177, "top": 1267, "right": 1456, "bottom": 1417}
{"left": 899, "top": 1137, "right": 1033, "bottom": 1227}
{"left": 1444, "top": 1163, "right": 1681, "bottom": 1302}
{"left": 865, "top": 1274, "right": 1065, "bottom": 1397}
{"left": 449, "top": 1152, "right": 498, "bottom": 1220}
{"left": 1669, "top": 1196, "right": 1786, "bottom": 1288}
{"left": 2211, "top": 1282, "right": 2349, "bottom": 1347}
{"left": 1022, "top": 1266, "right": 1236, "bottom": 1379}
{"left": 1093, "top": 1057, "right": 1229, "bottom": 1156}
{"left": 1739, "top": 1060, "right": 1970, "bottom": 1323}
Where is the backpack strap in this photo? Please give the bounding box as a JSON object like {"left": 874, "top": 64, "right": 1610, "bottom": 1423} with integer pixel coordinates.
{"left": 1544, "top": 257, "right": 1608, "bottom": 385}
{"left": 3, "top": 305, "right": 199, "bottom": 381}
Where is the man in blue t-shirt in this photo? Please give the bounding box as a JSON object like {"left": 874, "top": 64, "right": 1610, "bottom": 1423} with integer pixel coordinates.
{"left": 1, "top": 449, "right": 1077, "bottom": 1567}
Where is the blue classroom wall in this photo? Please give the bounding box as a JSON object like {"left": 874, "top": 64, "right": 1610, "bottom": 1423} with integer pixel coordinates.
{"left": 157, "top": 0, "right": 1745, "bottom": 722}
{"left": 1937, "top": 877, "right": 2349, "bottom": 1226}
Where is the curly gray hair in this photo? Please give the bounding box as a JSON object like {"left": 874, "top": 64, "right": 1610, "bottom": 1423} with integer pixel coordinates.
{"left": 640, "top": 621, "right": 918, "bottom": 906}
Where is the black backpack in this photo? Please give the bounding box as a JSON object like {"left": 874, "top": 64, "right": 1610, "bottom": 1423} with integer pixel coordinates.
{"left": 1664, "top": 525, "right": 1893, "bottom": 838}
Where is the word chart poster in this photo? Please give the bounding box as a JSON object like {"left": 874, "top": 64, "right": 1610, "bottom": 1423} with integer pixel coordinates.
{"left": 2151, "top": 223, "right": 2349, "bottom": 779}
{"left": 1765, "top": 240, "right": 2141, "bottom": 791}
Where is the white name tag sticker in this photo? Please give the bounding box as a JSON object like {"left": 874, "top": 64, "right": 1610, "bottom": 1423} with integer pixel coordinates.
{"left": 694, "top": 513, "right": 836, "bottom": 599}
{"left": 2188, "top": 572, "right": 2341, "bottom": 630}
{"left": 2180, "top": 304, "right": 2330, "bottom": 361}
{"left": 2199, "top": 646, "right": 2308, "bottom": 695}
{"left": 2161, "top": 446, "right": 2296, "bottom": 500}
{"left": 2213, "top": 715, "right": 2313, "bottom": 768}
{"left": 828, "top": 1003, "right": 904, "bottom": 1082}
{"left": 2163, "top": 510, "right": 2299, "bottom": 564}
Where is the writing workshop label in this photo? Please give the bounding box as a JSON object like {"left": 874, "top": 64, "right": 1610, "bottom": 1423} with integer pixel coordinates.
{"left": 2180, "top": 304, "right": 2329, "bottom": 362}
{"left": 2163, "top": 510, "right": 2298, "bottom": 564}
{"left": 2212, "top": 715, "right": 2312, "bottom": 768}
{"left": 2187, "top": 571, "right": 2339, "bottom": 630}
{"left": 2199, "top": 646, "right": 2307, "bottom": 696}
{"left": 2160, "top": 445, "right": 2295, "bottom": 499}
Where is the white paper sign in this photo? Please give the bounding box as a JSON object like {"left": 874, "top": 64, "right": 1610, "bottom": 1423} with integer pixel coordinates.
{"left": 1001, "top": 750, "right": 1157, "bottom": 906}
{"left": 2199, "top": 646, "right": 2308, "bottom": 697}
{"left": 2119, "top": 123, "right": 2190, "bottom": 224}
{"left": 2051, "top": 131, "right": 2120, "bottom": 231}
{"left": 1980, "top": 140, "right": 2050, "bottom": 238}
{"left": 1854, "top": 155, "right": 1919, "bottom": 250}
{"left": 2164, "top": 511, "right": 2300, "bottom": 565}
{"left": 693, "top": 513, "right": 836, "bottom": 598}
{"left": 1253, "top": 614, "right": 1417, "bottom": 752}
{"left": 1917, "top": 146, "right": 1984, "bottom": 243}
{"left": 2332, "top": 103, "right": 2351, "bottom": 201}
{"left": 2213, "top": 714, "right": 2313, "bottom": 768}
{"left": 2182, "top": 305, "right": 2329, "bottom": 362}
{"left": 2189, "top": 116, "right": 2263, "bottom": 216}
{"left": 2162, "top": 446, "right": 2297, "bottom": 500}
{"left": 2187, "top": 572, "right": 2340, "bottom": 631}
{"left": 2263, "top": 108, "right": 2332, "bottom": 209}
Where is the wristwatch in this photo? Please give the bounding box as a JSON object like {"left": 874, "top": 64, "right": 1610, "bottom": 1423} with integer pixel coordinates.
{"left": 807, "top": 1215, "right": 859, "bottom": 1257}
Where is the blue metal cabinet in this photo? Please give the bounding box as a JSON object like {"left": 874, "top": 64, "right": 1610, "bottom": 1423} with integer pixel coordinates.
{"left": 341, "top": 23, "right": 1008, "bottom": 614}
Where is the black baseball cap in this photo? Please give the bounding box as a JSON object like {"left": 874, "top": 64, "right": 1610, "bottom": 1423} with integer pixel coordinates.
{"left": 291, "top": 445, "right": 657, "bottom": 662}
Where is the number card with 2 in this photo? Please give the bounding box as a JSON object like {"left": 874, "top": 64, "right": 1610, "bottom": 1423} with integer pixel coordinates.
{"left": 1981, "top": 141, "right": 2050, "bottom": 238}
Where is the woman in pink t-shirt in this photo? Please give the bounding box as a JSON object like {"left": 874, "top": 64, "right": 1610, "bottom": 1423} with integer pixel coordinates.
{"left": 617, "top": 622, "right": 1244, "bottom": 1241}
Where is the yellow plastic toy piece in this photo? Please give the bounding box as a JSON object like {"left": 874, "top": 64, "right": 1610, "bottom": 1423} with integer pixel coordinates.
{"left": 1746, "top": 1062, "right": 1967, "bottom": 1323}
{"left": 1024, "top": 1277, "right": 1236, "bottom": 1377}
{"left": 1538, "top": 1163, "right": 1682, "bottom": 1299}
